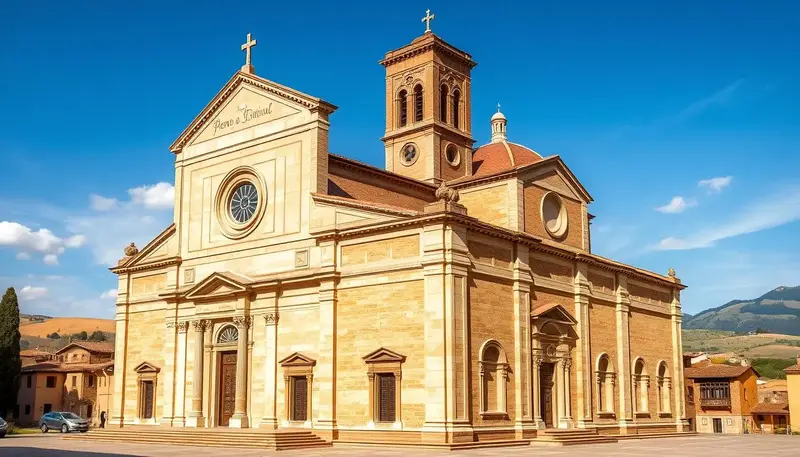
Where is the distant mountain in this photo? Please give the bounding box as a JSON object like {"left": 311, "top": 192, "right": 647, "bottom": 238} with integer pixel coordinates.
{"left": 685, "top": 286, "right": 800, "bottom": 335}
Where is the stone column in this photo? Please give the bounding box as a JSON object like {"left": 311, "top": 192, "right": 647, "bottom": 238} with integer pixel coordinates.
{"left": 556, "top": 359, "right": 567, "bottom": 428}
{"left": 573, "top": 262, "right": 593, "bottom": 428}
{"left": 512, "top": 244, "right": 535, "bottom": 437}
{"left": 615, "top": 274, "right": 633, "bottom": 432}
{"left": 186, "top": 320, "right": 208, "bottom": 427}
{"left": 532, "top": 355, "right": 544, "bottom": 428}
{"left": 564, "top": 359, "right": 573, "bottom": 424}
{"left": 229, "top": 316, "right": 250, "bottom": 428}
{"left": 109, "top": 289, "right": 130, "bottom": 427}
{"left": 173, "top": 321, "right": 189, "bottom": 426}
{"left": 260, "top": 312, "right": 279, "bottom": 429}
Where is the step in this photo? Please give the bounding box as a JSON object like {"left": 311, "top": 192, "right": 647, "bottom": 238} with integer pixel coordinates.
{"left": 615, "top": 432, "right": 697, "bottom": 440}
{"left": 64, "top": 428, "right": 332, "bottom": 450}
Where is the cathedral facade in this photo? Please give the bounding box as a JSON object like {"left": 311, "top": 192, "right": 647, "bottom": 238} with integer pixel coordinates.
{"left": 109, "top": 20, "right": 687, "bottom": 446}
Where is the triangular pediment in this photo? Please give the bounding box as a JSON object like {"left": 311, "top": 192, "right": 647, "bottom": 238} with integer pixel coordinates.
{"left": 184, "top": 272, "right": 252, "bottom": 300}
{"left": 170, "top": 71, "right": 337, "bottom": 152}
{"left": 134, "top": 361, "right": 161, "bottom": 373}
{"left": 362, "top": 347, "right": 407, "bottom": 364}
{"left": 520, "top": 157, "right": 593, "bottom": 203}
{"left": 112, "top": 224, "right": 178, "bottom": 272}
{"left": 532, "top": 303, "right": 578, "bottom": 325}
{"left": 279, "top": 352, "right": 316, "bottom": 367}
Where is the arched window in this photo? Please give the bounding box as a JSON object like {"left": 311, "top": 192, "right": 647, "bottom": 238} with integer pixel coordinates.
{"left": 657, "top": 362, "right": 671, "bottom": 414}
{"left": 217, "top": 324, "right": 239, "bottom": 344}
{"left": 439, "top": 84, "right": 448, "bottom": 123}
{"left": 413, "top": 85, "right": 423, "bottom": 122}
{"left": 595, "top": 354, "right": 616, "bottom": 415}
{"left": 479, "top": 340, "right": 509, "bottom": 418}
{"left": 452, "top": 89, "right": 461, "bottom": 129}
{"left": 633, "top": 358, "right": 649, "bottom": 414}
{"left": 397, "top": 90, "right": 408, "bottom": 127}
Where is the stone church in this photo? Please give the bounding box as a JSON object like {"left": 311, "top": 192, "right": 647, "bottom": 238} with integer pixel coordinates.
{"left": 108, "top": 14, "right": 688, "bottom": 447}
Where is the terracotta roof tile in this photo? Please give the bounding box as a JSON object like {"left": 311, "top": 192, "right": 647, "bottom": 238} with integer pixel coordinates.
{"left": 685, "top": 364, "right": 758, "bottom": 379}
{"left": 56, "top": 341, "right": 115, "bottom": 355}
{"left": 784, "top": 363, "right": 800, "bottom": 374}
{"left": 22, "top": 360, "right": 113, "bottom": 373}
{"left": 750, "top": 402, "right": 790, "bottom": 415}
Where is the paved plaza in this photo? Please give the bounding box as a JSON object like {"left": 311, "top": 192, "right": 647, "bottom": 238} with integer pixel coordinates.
{"left": 0, "top": 434, "right": 798, "bottom": 457}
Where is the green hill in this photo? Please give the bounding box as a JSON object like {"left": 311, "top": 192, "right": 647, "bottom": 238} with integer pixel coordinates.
{"left": 685, "top": 286, "right": 800, "bottom": 335}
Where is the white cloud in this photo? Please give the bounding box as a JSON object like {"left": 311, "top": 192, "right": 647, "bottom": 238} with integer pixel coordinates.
{"left": 129, "top": 182, "right": 174, "bottom": 210}
{"left": 653, "top": 186, "right": 800, "bottom": 251}
{"left": 18, "top": 285, "right": 48, "bottom": 301}
{"left": 699, "top": 176, "right": 733, "bottom": 193}
{"left": 656, "top": 196, "right": 697, "bottom": 214}
{"left": 99, "top": 289, "right": 118, "bottom": 300}
{"left": 0, "top": 221, "right": 86, "bottom": 264}
{"left": 90, "top": 194, "right": 118, "bottom": 211}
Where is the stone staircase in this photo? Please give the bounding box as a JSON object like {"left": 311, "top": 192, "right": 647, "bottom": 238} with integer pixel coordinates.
{"left": 63, "top": 426, "right": 332, "bottom": 451}
{"left": 533, "top": 428, "right": 617, "bottom": 446}
{"left": 614, "top": 431, "right": 697, "bottom": 440}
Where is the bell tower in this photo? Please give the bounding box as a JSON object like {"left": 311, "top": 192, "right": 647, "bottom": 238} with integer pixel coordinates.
{"left": 380, "top": 11, "right": 477, "bottom": 184}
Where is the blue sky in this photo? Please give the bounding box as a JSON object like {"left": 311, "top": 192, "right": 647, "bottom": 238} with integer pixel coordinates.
{"left": 1, "top": 1, "right": 798, "bottom": 318}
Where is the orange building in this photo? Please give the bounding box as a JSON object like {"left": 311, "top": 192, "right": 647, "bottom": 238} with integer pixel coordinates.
{"left": 15, "top": 342, "right": 115, "bottom": 427}
{"left": 685, "top": 364, "right": 759, "bottom": 434}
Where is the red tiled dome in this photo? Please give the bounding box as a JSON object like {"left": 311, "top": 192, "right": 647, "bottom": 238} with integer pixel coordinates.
{"left": 471, "top": 141, "right": 543, "bottom": 178}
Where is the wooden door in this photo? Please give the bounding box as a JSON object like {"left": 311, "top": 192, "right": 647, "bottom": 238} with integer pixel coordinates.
{"left": 540, "top": 363, "right": 555, "bottom": 428}
{"left": 142, "top": 381, "right": 154, "bottom": 419}
{"left": 292, "top": 377, "right": 308, "bottom": 421}
{"left": 218, "top": 352, "right": 237, "bottom": 426}
{"left": 713, "top": 418, "right": 723, "bottom": 433}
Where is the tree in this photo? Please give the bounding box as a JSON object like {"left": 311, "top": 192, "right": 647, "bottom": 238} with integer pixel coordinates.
{"left": 89, "top": 330, "right": 107, "bottom": 342}
{"left": 47, "top": 332, "right": 60, "bottom": 339}
{"left": 73, "top": 331, "right": 88, "bottom": 341}
{"left": 0, "top": 287, "right": 22, "bottom": 417}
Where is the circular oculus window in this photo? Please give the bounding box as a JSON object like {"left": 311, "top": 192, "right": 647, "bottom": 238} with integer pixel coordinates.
{"left": 541, "top": 192, "right": 568, "bottom": 238}
{"left": 400, "top": 143, "right": 419, "bottom": 166}
{"left": 445, "top": 144, "right": 460, "bottom": 167}
{"left": 215, "top": 166, "right": 266, "bottom": 240}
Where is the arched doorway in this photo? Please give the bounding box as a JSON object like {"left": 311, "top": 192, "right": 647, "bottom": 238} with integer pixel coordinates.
{"left": 531, "top": 304, "right": 578, "bottom": 429}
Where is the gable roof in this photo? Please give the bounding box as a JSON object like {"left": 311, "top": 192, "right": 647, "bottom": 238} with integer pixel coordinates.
{"left": 169, "top": 71, "right": 337, "bottom": 153}
{"left": 750, "top": 402, "right": 789, "bottom": 415}
{"left": 56, "top": 341, "right": 115, "bottom": 355}
{"left": 22, "top": 360, "right": 113, "bottom": 374}
{"left": 110, "top": 223, "right": 179, "bottom": 274}
{"left": 685, "top": 364, "right": 760, "bottom": 379}
{"left": 134, "top": 361, "right": 161, "bottom": 373}
{"left": 531, "top": 303, "right": 578, "bottom": 325}
{"left": 180, "top": 271, "right": 254, "bottom": 301}
{"left": 784, "top": 363, "right": 800, "bottom": 374}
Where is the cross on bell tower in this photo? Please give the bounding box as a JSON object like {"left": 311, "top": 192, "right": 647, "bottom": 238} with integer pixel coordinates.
{"left": 240, "top": 33, "right": 257, "bottom": 74}
{"left": 421, "top": 9, "right": 435, "bottom": 33}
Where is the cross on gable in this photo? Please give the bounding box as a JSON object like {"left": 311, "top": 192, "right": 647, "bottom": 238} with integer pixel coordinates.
{"left": 241, "top": 33, "right": 257, "bottom": 74}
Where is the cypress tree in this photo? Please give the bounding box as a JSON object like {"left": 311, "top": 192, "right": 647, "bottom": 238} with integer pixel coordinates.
{"left": 0, "top": 287, "right": 21, "bottom": 418}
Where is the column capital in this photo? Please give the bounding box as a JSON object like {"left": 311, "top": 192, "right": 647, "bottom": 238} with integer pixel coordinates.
{"left": 176, "top": 321, "right": 189, "bottom": 333}
{"left": 192, "top": 319, "right": 210, "bottom": 331}
{"left": 233, "top": 315, "right": 251, "bottom": 329}
{"left": 263, "top": 312, "right": 279, "bottom": 325}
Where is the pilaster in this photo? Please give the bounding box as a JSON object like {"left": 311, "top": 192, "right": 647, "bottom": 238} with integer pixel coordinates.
{"left": 573, "top": 262, "right": 593, "bottom": 428}
{"left": 186, "top": 319, "right": 209, "bottom": 427}
{"left": 615, "top": 274, "right": 633, "bottom": 431}
{"left": 512, "top": 244, "right": 536, "bottom": 437}
{"left": 172, "top": 321, "right": 189, "bottom": 427}
{"left": 260, "top": 311, "right": 279, "bottom": 429}
{"left": 229, "top": 315, "right": 251, "bottom": 428}
{"left": 109, "top": 282, "right": 130, "bottom": 427}
{"left": 315, "top": 240, "right": 338, "bottom": 438}
{"left": 160, "top": 318, "right": 177, "bottom": 426}
{"left": 670, "top": 283, "right": 687, "bottom": 430}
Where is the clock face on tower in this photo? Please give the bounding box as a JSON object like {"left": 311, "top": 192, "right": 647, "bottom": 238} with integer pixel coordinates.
{"left": 229, "top": 182, "right": 259, "bottom": 223}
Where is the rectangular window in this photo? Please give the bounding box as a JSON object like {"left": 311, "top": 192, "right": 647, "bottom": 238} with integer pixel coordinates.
{"left": 699, "top": 382, "right": 731, "bottom": 407}
{"left": 46, "top": 376, "right": 56, "bottom": 388}
{"left": 44, "top": 403, "right": 52, "bottom": 414}
{"left": 72, "top": 376, "right": 77, "bottom": 388}
{"left": 378, "top": 373, "right": 396, "bottom": 423}
{"left": 25, "top": 405, "right": 31, "bottom": 415}
{"left": 291, "top": 376, "right": 308, "bottom": 422}
{"left": 26, "top": 375, "right": 32, "bottom": 388}
{"left": 87, "top": 375, "right": 94, "bottom": 387}
{"left": 687, "top": 386, "right": 694, "bottom": 405}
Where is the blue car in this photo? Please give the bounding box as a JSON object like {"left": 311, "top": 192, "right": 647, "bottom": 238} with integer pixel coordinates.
{"left": 39, "top": 412, "right": 89, "bottom": 433}
{"left": 0, "top": 417, "right": 7, "bottom": 438}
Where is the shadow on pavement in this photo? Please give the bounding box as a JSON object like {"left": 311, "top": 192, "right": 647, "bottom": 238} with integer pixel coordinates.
{"left": 0, "top": 447, "right": 130, "bottom": 457}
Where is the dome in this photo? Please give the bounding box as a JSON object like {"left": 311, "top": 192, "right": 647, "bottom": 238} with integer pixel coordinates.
{"left": 491, "top": 110, "right": 506, "bottom": 122}
{"left": 471, "top": 142, "right": 543, "bottom": 178}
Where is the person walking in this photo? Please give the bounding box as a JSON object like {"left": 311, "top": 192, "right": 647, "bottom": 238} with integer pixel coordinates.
{"left": 100, "top": 411, "right": 106, "bottom": 428}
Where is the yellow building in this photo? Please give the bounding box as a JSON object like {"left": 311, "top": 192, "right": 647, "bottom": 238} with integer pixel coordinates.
{"left": 16, "top": 342, "right": 115, "bottom": 427}
{"left": 107, "top": 16, "right": 688, "bottom": 448}
{"left": 785, "top": 357, "right": 800, "bottom": 431}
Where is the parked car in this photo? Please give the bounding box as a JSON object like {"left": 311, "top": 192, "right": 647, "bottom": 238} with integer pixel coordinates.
{"left": 0, "top": 417, "right": 7, "bottom": 438}
{"left": 39, "top": 412, "right": 89, "bottom": 433}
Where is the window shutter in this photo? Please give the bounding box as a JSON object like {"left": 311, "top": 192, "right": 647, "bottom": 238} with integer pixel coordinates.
{"left": 379, "top": 374, "right": 396, "bottom": 422}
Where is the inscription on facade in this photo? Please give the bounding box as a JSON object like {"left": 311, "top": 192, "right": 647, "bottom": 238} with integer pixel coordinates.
{"left": 213, "top": 102, "right": 274, "bottom": 136}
